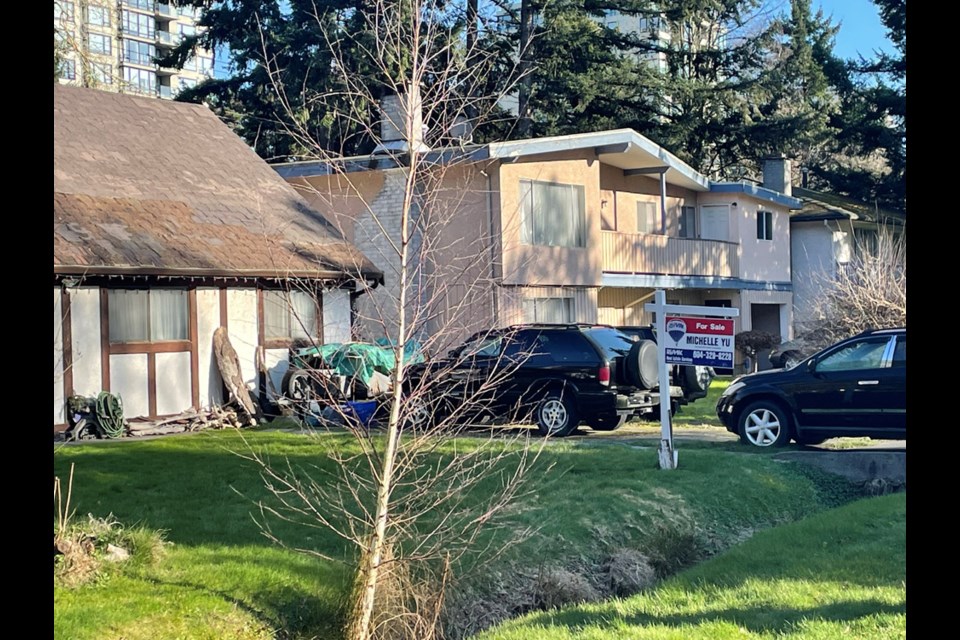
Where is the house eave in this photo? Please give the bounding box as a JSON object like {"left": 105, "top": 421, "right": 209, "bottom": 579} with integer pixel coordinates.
{"left": 709, "top": 183, "right": 803, "bottom": 210}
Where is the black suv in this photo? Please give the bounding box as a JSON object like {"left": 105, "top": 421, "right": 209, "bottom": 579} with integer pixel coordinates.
{"left": 403, "top": 324, "right": 682, "bottom": 437}
{"left": 717, "top": 328, "right": 906, "bottom": 447}
{"left": 617, "top": 325, "right": 717, "bottom": 410}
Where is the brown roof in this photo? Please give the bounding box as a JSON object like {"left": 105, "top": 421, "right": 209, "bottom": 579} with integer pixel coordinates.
{"left": 792, "top": 187, "right": 905, "bottom": 226}
{"left": 54, "top": 85, "right": 381, "bottom": 282}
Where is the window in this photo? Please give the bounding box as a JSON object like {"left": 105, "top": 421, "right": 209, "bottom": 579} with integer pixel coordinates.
{"left": 198, "top": 56, "right": 214, "bottom": 76}
{"left": 92, "top": 62, "right": 113, "bottom": 84}
{"left": 122, "top": 10, "right": 155, "bottom": 38}
{"left": 122, "top": 66, "right": 156, "bottom": 94}
{"left": 54, "top": 1, "right": 75, "bottom": 23}
{"left": 637, "top": 201, "right": 659, "bottom": 234}
{"left": 264, "top": 290, "right": 319, "bottom": 340}
{"left": 87, "top": 5, "right": 111, "bottom": 27}
{"left": 108, "top": 289, "right": 188, "bottom": 343}
{"left": 678, "top": 206, "right": 697, "bottom": 238}
{"left": 123, "top": 0, "right": 155, "bottom": 10}
{"left": 178, "top": 77, "right": 198, "bottom": 92}
{"left": 519, "top": 180, "right": 586, "bottom": 248}
{"left": 180, "top": 24, "right": 196, "bottom": 38}
{"left": 522, "top": 297, "right": 574, "bottom": 323}
{"left": 892, "top": 336, "right": 906, "bottom": 368}
{"left": 816, "top": 337, "right": 891, "bottom": 373}
{"left": 88, "top": 33, "right": 112, "bottom": 55}
{"left": 757, "top": 210, "right": 773, "bottom": 240}
{"left": 59, "top": 58, "right": 76, "bottom": 80}
{"left": 124, "top": 39, "right": 156, "bottom": 65}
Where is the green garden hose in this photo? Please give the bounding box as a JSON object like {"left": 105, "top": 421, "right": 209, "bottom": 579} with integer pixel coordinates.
{"left": 95, "top": 392, "right": 126, "bottom": 438}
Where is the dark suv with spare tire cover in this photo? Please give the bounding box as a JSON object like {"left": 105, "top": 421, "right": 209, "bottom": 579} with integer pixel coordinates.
{"left": 403, "top": 324, "right": 682, "bottom": 437}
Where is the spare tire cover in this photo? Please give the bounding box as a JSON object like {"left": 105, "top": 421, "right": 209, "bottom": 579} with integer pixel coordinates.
{"left": 627, "top": 339, "right": 659, "bottom": 389}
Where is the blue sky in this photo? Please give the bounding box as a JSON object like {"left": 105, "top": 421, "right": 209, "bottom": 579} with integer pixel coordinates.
{"left": 813, "top": 0, "right": 895, "bottom": 60}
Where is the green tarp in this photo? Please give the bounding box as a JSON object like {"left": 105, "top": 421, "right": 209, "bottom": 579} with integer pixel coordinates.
{"left": 292, "top": 339, "right": 425, "bottom": 386}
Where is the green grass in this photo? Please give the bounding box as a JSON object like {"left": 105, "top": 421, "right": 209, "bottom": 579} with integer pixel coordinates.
{"left": 54, "top": 427, "right": 877, "bottom": 639}
{"left": 672, "top": 377, "right": 730, "bottom": 427}
{"left": 477, "top": 492, "right": 906, "bottom": 640}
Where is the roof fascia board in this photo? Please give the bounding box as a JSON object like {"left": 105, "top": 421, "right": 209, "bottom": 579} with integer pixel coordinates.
{"left": 709, "top": 182, "right": 803, "bottom": 210}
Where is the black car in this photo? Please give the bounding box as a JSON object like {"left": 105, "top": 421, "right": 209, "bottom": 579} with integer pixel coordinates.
{"left": 617, "top": 325, "right": 717, "bottom": 409}
{"left": 717, "top": 328, "right": 906, "bottom": 447}
{"left": 403, "top": 324, "right": 683, "bottom": 437}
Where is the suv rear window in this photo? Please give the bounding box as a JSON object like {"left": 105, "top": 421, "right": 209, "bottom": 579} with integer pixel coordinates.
{"left": 582, "top": 327, "right": 637, "bottom": 360}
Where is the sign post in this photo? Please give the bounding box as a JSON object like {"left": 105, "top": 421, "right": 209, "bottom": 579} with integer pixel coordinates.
{"left": 645, "top": 290, "right": 739, "bottom": 470}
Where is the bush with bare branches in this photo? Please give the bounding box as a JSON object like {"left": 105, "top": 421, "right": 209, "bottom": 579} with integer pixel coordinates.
{"left": 803, "top": 226, "right": 906, "bottom": 348}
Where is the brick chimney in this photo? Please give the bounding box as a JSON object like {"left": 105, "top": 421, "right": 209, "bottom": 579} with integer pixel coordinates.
{"left": 762, "top": 155, "right": 793, "bottom": 196}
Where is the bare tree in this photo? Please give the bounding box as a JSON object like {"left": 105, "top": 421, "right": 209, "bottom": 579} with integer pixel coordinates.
{"left": 805, "top": 225, "right": 906, "bottom": 347}
{"left": 226, "top": 3, "right": 549, "bottom": 640}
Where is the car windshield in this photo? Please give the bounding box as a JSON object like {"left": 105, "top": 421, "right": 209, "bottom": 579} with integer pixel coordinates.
{"left": 582, "top": 327, "right": 636, "bottom": 359}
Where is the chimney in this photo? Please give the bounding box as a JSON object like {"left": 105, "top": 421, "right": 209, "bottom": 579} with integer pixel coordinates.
{"left": 762, "top": 155, "right": 792, "bottom": 196}
{"left": 373, "top": 87, "right": 430, "bottom": 155}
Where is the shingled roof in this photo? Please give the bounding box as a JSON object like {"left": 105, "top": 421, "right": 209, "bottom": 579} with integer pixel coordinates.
{"left": 54, "top": 85, "right": 382, "bottom": 283}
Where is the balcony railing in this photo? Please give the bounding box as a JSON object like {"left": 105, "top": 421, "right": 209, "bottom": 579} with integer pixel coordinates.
{"left": 157, "top": 3, "right": 176, "bottom": 18}
{"left": 122, "top": 0, "right": 156, "bottom": 11}
{"left": 156, "top": 30, "right": 180, "bottom": 46}
{"left": 158, "top": 84, "right": 173, "bottom": 99}
{"left": 601, "top": 231, "right": 740, "bottom": 279}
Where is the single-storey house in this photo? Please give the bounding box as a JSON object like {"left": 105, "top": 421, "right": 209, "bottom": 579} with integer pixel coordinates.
{"left": 53, "top": 84, "right": 382, "bottom": 429}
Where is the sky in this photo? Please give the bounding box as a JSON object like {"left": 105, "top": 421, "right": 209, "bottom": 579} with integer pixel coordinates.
{"left": 813, "top": 0, "right": 895, "bottom": 60}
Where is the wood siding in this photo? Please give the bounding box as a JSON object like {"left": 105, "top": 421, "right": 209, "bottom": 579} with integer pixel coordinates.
{"left": 600, "top": 232, "right": 740, "bottom": 277}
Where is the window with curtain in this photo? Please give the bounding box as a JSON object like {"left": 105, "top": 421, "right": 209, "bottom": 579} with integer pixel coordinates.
{"left": 519, "top": 180, "right": 586, "bottom": 247}
{"left": 522, "top": 297, "right": 575, "bottom": 323}
{"left": 108, "top": 289, "right": 188, "bottom": 343}
{"left": 264, "top": 290, "right": 319, "bottom": 340}
{"left": 637, "top": 201, "right": 659, "bottom": 234}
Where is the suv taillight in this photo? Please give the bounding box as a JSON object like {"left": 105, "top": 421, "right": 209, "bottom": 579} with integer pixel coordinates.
{"left": 598, "top": 364, "right": 610, "bottom": 386}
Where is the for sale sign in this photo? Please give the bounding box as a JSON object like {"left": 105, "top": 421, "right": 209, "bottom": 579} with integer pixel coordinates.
{"left": 663, "top": 316, "right": 734, "bottom": 368}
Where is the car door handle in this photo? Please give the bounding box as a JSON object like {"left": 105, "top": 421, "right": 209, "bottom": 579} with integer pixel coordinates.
{"left": 857, "top": 380, "right": 879, "bottom": 385}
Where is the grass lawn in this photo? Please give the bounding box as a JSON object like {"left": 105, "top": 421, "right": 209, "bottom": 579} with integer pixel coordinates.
{"left": 476, "top": 492, "right": 906, "bottom": 640}
{"left": 54, "top": 426, "right": 883, "bottom": 639}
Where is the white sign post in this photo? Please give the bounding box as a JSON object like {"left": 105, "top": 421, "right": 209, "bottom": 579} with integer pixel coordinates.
{"left": 645, "top": 290, "right": 739, "bottom": 470}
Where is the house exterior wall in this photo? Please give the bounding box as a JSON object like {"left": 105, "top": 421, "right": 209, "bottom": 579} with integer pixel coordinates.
{"left": 262, "top": 348, "right": 290, "bottom": 400}
{"left": 323, "top": 289, "right": 353, "bottom": 343}
{"left": 54, "top": 289, "right": 66, "bottom": 425}
{"left": 498, "top": 153, "right": 602, "bottom": 287}
{"left": 155, "top": 352, "right": 192, "bottom": 415}
{"left": 697, "top": 192, "right": 791, "bottom": 284}
{"left": 196, "top": 287, "right": 224, "bottom": 408}
{"left": 110, "top": 353, "right": 150, "bottom": 418}
{"left": 69, "top": 286, "right": 103, "bottom": 398}
{"left": 226, "top": 288, "right": 260, "bottom": 393}
{"left": 790, "top": 221, "right": 838, "bottom": 327}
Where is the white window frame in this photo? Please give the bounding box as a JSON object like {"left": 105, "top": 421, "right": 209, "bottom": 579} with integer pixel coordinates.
{"left": 757, "top": 210, "right": 773, "bottom": 241}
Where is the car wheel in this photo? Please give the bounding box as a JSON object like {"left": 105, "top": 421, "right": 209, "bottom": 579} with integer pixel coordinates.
{"left": 403, "top": 393, "right": 433, "bottom": 431}
{"left": 683, "top": 365, "right": 714, "bottom": 393}
{"left": 626, "top": 339, "right": 659, "bottom": 389}
{"left": 535, "top": 391, "right": 579, "bottom": 437}
{"left": 737, "top": 401, "right": 791, "bottom": 447}
{"left": 589, "top": 414, "right": 627, "bottom": 432}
